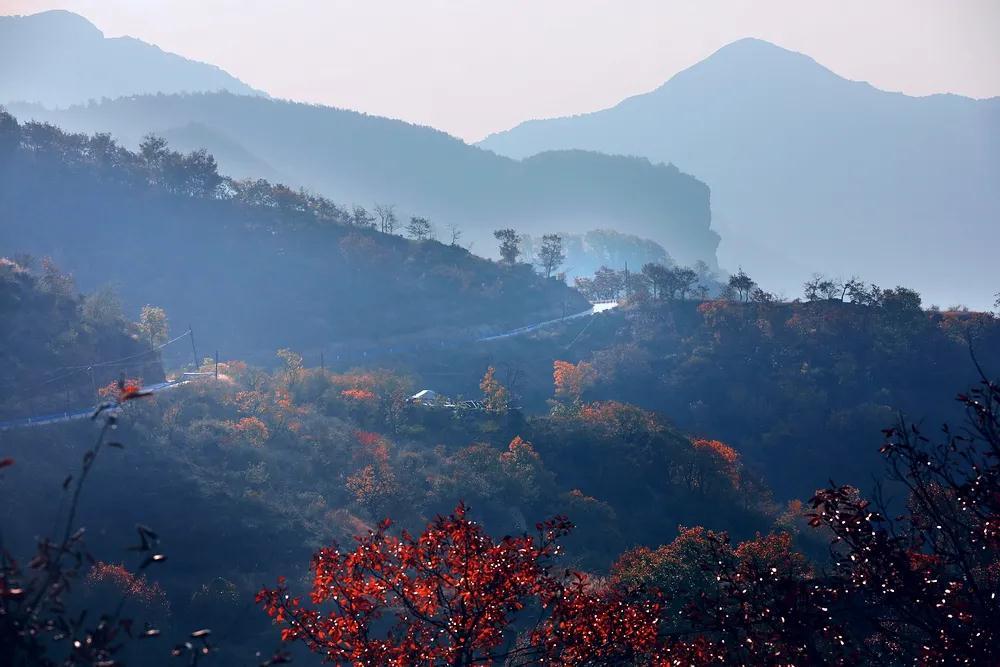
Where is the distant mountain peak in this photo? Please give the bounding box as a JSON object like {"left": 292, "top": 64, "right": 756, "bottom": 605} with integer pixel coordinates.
{"left": 665, "top": 37, "right": 833, "bottom": 85}
{"left": 5, "top": 8, "right": 102, "bottom": 33}
{"left": 478, "top": 37, "right": 1000, "bottom": 310}
{"left": 711, "top": 36, "right": 798, "bottom": 54}
{"left": 0, "top": 10, "right": 265, "bottom": 108}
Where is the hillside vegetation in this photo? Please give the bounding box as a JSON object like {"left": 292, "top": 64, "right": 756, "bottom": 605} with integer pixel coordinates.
{"left": 382, "top": 273, "right": 1000, "bottom": 500}
{"left": 6, "top": 92, "right": 719, "bottom": 271}
{"left": 0, "top": 257, "right": 164, "bottom": 420}
{"left": 0, "top": 275, "right": 775, "bottom": 664}
{"left": 0, "top": 110, "right": 588, "bottom": 361}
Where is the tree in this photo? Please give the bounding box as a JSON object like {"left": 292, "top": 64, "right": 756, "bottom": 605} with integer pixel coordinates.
{"left": 552, "top": 360, "right": 597, "bottom": 406}
{"left": 806, "top": 374, "right": 1000, "bottom": 663}
{"left": 494, "top": 228, "right": 521, "bottom": 265}
{"left": 275, "top": 347, "right": 304, "bottom": 373}
{"left": 351, "top": 205, "right": 375, "bottom": 228}
{"left": 879, "top": 285, "right": 922, "bottom": 321}
{"left": 257, "top": 503, "right": 671, "bottom": 665}
{"left": 373, "top": 203, "right": 397, "bottom": 234}
{"left": 82, "top": 286, "right": 123, "bottom": 328}
{"left": 844, "top": 277, "right": 878, "bottom": 305}
{"left": 137, "top": 305, "right": 169, "bottom": 349}
{"left": 642, "top": 264, "right": 700, "bottom": 301}
{"left": 671, "top": 267, "right": 699, "bottom": 300}
{"left": 538, "top": 234, "right": 565, "bottom": 279}
{"left": 749, "top": 286, "right": 776, "bottom": 304}
{"left": 138, "top": 134, "right": 168, "bottom": 169}
{"left": 641, "top": 263, "right": 668, "bottom": 299}
{"left": 573, "top": 276, "right": 597, "bottom": 301}
{"left": 39, "top": 257, "right": 75, "bottom": 298}
{"left": 803, "top": 274, "right": 842, "bottom": 301}
{"left": 345, "top": 432, "right": 398, "bottom": 518}
{"left": 447, "top": 223, "right": 462, "bottom": 246}
{"left": 727, "top": 268, "right": 756, "bottom": 302}
{"left": 592, "top": 266, "right": 625, "bottom": 300}
{"left": 0, "top": 108, "right": 20, "bottom": 155}
{"left": 479, "top": 366, "right": 510, "bottom": 414}
{"left": 180, "top": 148, "right": 222, "bottom": 197}
{"left": 406, "top": 216, "right": 433, "bottom": 241}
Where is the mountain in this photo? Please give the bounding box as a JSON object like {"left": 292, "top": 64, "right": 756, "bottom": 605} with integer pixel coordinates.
{"left": 0, "top": 10, "right": 263, "bottom": 107}
{"left": 0, "top": 110, "right": 590, "bottom": 361}
{"left": 479, "top": 38, "right": 1000, "bottom": 309}
{"left": 7, "top": 92, "right": 719, "bottom": 272}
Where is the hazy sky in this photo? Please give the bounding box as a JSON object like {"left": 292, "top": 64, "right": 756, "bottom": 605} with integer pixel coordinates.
{"left": 6, "top": 0, "right": 1000, "bottom": 141}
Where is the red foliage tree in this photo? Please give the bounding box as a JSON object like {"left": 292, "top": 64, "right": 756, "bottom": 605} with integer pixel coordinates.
{"left": 578, "top": 401, "right": 659, "bottom": 440}
{"left": 806, "top": 373, "right": 1000, "bottom": 663}
{"left": 614, "top": 527, "right": 852, "bottom": 665}
{"left": 552, "top": 360, "right": 596, "bottom": 406}
{"left": 258, "top": 503, "right": 681, "bottom": 665}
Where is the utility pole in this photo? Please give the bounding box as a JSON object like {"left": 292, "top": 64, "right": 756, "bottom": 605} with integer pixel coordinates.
{"left": 188, "top": 326, "right": 199, "bottom": 370}
{"left": 320, "top": 352, "right": 325, "bottom": 373}
{"left": 214, "top": 350, "right": 219, "bottom": 379}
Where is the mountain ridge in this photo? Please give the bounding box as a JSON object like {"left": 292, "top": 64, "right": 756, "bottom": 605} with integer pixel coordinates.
{"left": 482, "top": 38, "right": 997, "bottom": 142}
{"left": 478, "top": 38, "right": 1000, "bottom": 309}
{"left": 7, "top": 91, "right": 720, "bottom": 270}
{"left": 0, "top": 10, "right": 264, "bottom": 107}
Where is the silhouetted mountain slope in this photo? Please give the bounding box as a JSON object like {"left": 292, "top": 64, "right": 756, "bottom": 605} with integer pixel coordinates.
{"left": 480, "top": 38, "right": 1000, "bottom": 308}
{"left": 0, "top": 10, "right": 263, "bottom": 107}
{"left": 7, "top": 92, "right": 719, "bottom": 269}
{"left": 0, "top": 112, "right": 589, "bottom": 361}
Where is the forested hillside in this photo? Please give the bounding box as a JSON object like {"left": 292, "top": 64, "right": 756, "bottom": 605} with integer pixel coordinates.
{"left": 5, "top": 92, "right": 719, "bottom": 270}
{"left": 0, "top": 110, "right": 588, "bottom": 361}
{"left": 4, "top": 274, "right": 997, "bottom": 664}
{"left": 0, "top": 257, "right": 164, "bottom": 420}
{"left": 0, "top": 274, "right": 777, "bottom": 664}
{"left": 385, "top": 275, "right": 1000, "bottom": 500}
{"left": 2, "top": 9, "right": 998, "bottom": 664}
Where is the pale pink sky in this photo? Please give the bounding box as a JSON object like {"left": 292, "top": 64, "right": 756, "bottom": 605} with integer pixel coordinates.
{"left": 5, "top": 0, "right": 1000, "bottom": 141}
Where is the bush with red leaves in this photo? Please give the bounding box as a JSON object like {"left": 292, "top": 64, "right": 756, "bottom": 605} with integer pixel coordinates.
{"left": 256, "top": 502, "right": 699, "bottom": 665}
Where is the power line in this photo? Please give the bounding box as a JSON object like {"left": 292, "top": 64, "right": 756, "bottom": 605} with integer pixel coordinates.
{"left": 10, "top": 329, "right": 193, "bottom": 399}
{"left": 57, "top": 329, "right": 192, "bottom": 371}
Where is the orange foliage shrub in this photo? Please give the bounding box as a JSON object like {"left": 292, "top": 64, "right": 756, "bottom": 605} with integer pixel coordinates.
{"left": 340, "top": 388, "right": 376, "bottom": 401}
{"left": 229, "top": 416, "right": 269, "bottom": 447}
{"left": 692, "top": 438, "right": 739, "bottom": 465}
{"left": 479, "top": 366, "right": 510, "bottom": 414}
{"left": 553, "top": 360, "right": 597, "bottom": 404}
{"left": 579, "top": 401, "right": 659, "bottom": 439}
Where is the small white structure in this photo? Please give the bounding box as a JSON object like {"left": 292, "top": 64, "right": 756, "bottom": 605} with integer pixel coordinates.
{"left": 409, "top": 389, "right": 441, "bottom": 405}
